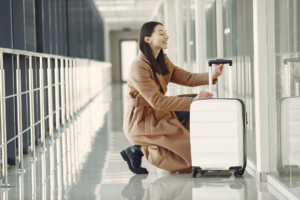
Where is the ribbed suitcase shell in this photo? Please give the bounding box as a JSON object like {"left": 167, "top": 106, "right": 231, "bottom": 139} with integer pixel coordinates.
{"left": 190, "top": 99, "right": 246, "bottom": 171}
{"left": 278, "top": 97, "right": 300, "bottom": 168}
{"left": 277, "top": 57, "right": 300, "bottom": 171}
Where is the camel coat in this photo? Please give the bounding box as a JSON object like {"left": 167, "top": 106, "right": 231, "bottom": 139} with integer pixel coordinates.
{"left": 123, "top": 52, "right": 209, "bottom": 173}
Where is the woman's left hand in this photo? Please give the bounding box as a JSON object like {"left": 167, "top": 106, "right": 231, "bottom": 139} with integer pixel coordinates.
{"left": 212, "top": 57, "right": 224, "bottom": 84}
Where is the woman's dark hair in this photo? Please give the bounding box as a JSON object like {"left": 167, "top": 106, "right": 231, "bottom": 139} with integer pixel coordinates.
{"left": 139, "top": 21, "right": 170, "bottom": 75}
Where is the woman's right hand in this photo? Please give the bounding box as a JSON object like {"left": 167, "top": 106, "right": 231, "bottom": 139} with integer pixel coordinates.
{"left": 193, "top": 91, "right": 214, "bottom": 100}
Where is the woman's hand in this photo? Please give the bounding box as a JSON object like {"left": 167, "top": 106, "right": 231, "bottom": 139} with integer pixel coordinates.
{"left": 212, "top": 57, "right": 224, "bottom": 84}
{"left": 193, "top": 91, "right": 214, "bottom": 100}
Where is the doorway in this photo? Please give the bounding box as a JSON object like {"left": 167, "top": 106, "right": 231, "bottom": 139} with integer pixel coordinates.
{"left": 120, "top": 40, "right": 138, "bottom": 82}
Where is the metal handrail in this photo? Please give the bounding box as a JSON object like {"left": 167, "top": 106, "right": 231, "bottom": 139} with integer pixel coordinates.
{"left": 0, "top": 48, "right": 111, "bottom": 188}
{"left": 0, "top": 47, "right": 109, "bottom": 62}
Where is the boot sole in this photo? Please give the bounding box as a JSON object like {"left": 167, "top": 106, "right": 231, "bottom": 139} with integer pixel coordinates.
{"left": 120, "top": 150, "right": 149, "bottom": 174}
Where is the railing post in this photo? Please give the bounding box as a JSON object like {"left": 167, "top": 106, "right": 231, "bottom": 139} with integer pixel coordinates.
{"left": 60, "top": 59, "right": 65, "bottom": 126}
{"left": 65, "top": 59, "right": 72, "bottom": 184}
{"left": 54, "top": 58, "right": 62, "bottom": 196}
{"left": 69, "top": 60, "right": 76, "bottom": 181}
{"left": 47, "top": 57, "right": 53, "bottom": 142}
{"left": 16, "top": 54, "right": 26, "bottom": 173}
{"left": 0, "top": 52, "right": 10, "bottom": 187}
{"left": 28, "top": 56, "right": 37, "bottom": 160}
{"left": 60, "top": 59, "right": 68, "bottom": 188}
{"left": 54, "top": 58, "right": 60, "bottom": 135}
{"left": 73, "top": 60, "right": 79, "bottom": 171}
{"left": 65, "top": 59, "right": 70, "bottom": 123}
{"left": 39, "top": 57, "right": 46, "bottom": 151}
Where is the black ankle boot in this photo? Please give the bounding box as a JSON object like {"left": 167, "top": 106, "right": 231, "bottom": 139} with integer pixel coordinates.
{"left": 120, "top": 145, "right": 148, "bottom": 174}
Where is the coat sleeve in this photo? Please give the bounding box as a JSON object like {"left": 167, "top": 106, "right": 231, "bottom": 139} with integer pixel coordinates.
{"left": 164, "top": 54, "right": 209, "bottom": 86}
{"left": 129, "top": 63, "right": 193, "bottom": 111}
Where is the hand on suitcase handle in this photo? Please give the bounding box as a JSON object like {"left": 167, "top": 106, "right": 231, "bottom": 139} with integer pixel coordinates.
{"left": 210, "top": 58, "right": 226, "bottom": 85}
{"left": 193, "top": 91, "right": 214, "bottom": 100}
{"left": 209, "top": 59, "right": 232, "bottom": 66}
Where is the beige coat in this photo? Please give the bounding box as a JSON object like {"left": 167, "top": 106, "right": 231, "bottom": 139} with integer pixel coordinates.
{"left": 123, "top": 52, "right": 209, "bottom": 173}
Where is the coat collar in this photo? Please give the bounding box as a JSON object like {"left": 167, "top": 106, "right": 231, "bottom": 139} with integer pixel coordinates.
{"left": 138, "top": 51, "right": 168, "bottom": 94}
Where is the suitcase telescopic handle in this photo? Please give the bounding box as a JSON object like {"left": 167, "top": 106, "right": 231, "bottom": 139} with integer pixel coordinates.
{"left": 283, "top": 57, "right": 300, "bottom": 97}
{"left": 208, "top": 59, "right": 233, "bottom": 97}
{"left": 209, "top": 60, "right": 232, "bottom": 66}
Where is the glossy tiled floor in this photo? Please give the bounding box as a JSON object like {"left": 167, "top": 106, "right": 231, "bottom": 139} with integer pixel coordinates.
{"left": 1, "top": 84, "right": 288, "bottom": 200}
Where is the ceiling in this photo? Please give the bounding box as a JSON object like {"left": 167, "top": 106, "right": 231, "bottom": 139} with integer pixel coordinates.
{"left": 93, "top": 0, "right": 160, "bottom": 31}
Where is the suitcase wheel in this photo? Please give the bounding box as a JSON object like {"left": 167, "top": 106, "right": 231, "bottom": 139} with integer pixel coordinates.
{"left": 238, "top": 170, "right": 245, "bottom": 176}
{"left": 234, "top": 171, "right": 244, "bottom": 178}
{"left": 192, "top": 169, "right": 198, "bottom": 178}
{"left": 234, "top": 171, "right": 239, "bottom": 178}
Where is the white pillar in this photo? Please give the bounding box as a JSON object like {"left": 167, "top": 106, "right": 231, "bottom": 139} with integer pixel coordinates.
{"left": 104, "top": 23, "right": 110, "bottom": 62}
{"left": 195, "top": 0, "right": 207, "bottom": 74}
{"left": 175, "top": 0, "right": 184, "bottom": 94}
{"left": 216, "top": 0, "right": 224, "bottom": 98}
{"left": 253, "top": 0, "right": 269, "bottom": 182}
{"left": 266, "top": 0, "right": 278, "bottom": 176}
{"left": 185, "top": 0, "right": 191, "bottom": 94}
{"left": 164, "top": 0, "right": 176, "bottom": 95}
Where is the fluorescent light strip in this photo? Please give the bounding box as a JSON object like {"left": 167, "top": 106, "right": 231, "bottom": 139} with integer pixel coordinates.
{"left": 98, "top": 6, "right": 154, "bottom": 11}
{"left": 105, "top": 18, "right": 149, "bottom": 22}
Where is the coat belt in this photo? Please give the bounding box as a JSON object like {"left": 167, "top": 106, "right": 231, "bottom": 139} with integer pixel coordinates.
{"left": 126, "top": 97, "right": 150, "bottom": 107}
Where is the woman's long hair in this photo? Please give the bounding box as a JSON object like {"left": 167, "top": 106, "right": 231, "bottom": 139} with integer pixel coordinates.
{"left": 139, "top": 22, "right": 170, "bottom": 75}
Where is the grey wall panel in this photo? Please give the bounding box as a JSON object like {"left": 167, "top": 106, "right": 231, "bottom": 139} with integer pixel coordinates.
{"left": 12, "top": 0, "right": 26, "bottom": 50}
{"left": 33, "top": 57, "right": 40, "bottom": 145}
{"left": 2, "top": 0, "right": 105, "bottom": 58}
{"left": 25, "top": 0, "right": 36, "bottom": 52}
{"left": 43, "top": 58, "right": 49, "bottom": 137}
{"left": 50, "top": 0, "right": 57, "bottom": 54}
{"left": 92, "top": 12, "right": 97, "bottom": 60}
{"left": 61, "top": 0, "right": 68, "bottom": 55}
{"left": 51, "top": 59, "right": 56, "bottom": 127}
{"left": 21, "top": 56, "right": 30, "bottom": 153}
{"left": 0, "top": 0, "right": 13, "bottom": 48}
{"left": 78, "top": 0, "right": 84, "bottom": 58}
{"left": 3, "top": 54, "right": 17, "bottom": 165}
{"left": 98, "top": 17, "right": 105, "bottom": 61}
{"left": 67, "top": 0, "right": 80, "bottom": 58}
{"left": 56, "top": 0, "right": 62, "bottom": 55}
{"left": 42, "top": 0, "right": 51, "bottom": 54}
{"left": 35, "top": 0, "right": 44, "bottom": 53}
{"left": 85, "top": 5, "right": 93, "bottom": 59}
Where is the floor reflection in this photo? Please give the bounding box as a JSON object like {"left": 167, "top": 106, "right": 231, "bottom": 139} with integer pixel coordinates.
{"left": 120, "top": 171, "right": 276, "bottom": 200}
{"left": 1, "top": 84, "right": 287, "bottom": 200}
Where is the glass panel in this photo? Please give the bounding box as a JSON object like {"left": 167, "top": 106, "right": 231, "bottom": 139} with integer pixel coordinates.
{"left": 205, "top": 0, "right": 217, "bottom": 95}
{"left": 268, "top": 0, "right": 300, "bottom": 197}
{"left": 222, "top": 0, "right": 256, "bottom": 163}
{"left": 120, "top": 40, "right": 138, "bottom": 82}
{"left": 190, "top": 0, "right": 196, "bottom": 94}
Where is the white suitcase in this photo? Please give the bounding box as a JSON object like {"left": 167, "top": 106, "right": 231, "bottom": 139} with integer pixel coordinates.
{"left": 277, "top": 57, "right": 300, "bottom": 171}
{"left": 190, "top": 60, "right": 247, "bottom": 178}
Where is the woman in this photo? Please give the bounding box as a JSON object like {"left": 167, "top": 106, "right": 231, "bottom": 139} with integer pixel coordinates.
{"left": 121, "top": 21, "right": 224, "bottom": 174}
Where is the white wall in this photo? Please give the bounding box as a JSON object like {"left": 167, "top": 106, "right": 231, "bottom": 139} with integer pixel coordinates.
{"left": 110, "top": 30, "right": 140, "bottom": 83}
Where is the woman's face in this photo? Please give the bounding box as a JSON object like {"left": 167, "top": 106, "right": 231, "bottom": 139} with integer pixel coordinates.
{"left": 145, "top": 25, "right": 169, "bottom": 50}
